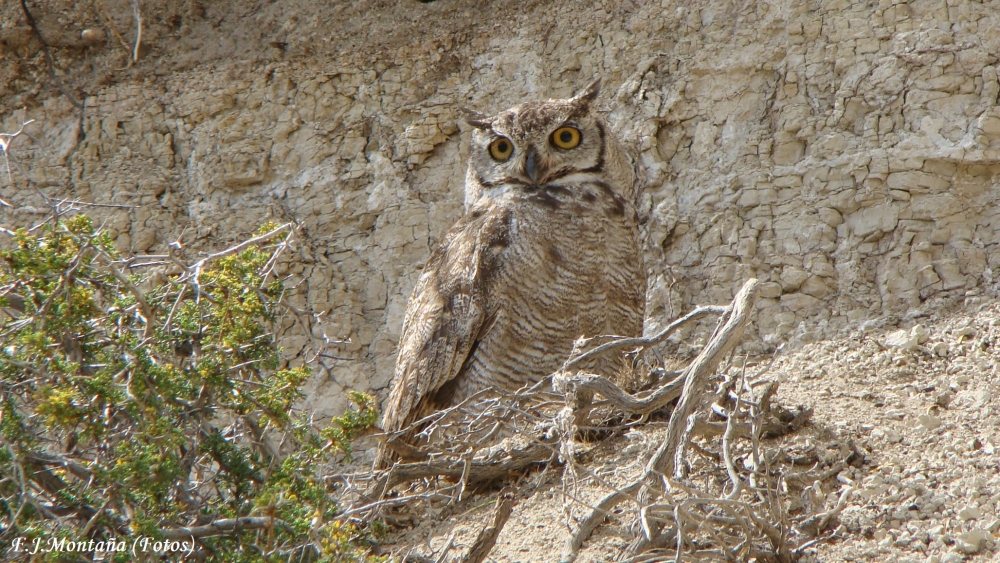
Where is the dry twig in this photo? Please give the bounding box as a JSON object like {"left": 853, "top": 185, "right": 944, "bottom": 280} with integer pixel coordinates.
{"left": 370, "top": 278, "right": 841, "bottom": 563}
{"left": 0, "top": 111, "right": 36, "bottom": 205}
{"left": 461, "top": 487, "right": 517, "bottom": 563}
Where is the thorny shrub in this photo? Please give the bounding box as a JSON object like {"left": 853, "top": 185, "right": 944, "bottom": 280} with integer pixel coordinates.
{"left": 0, "top": 215, "right": 382, "bottom": 562}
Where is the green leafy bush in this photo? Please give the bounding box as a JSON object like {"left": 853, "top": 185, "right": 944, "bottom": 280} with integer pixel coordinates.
{"left": 0, "top": 216, "right": 382, "bottom": 562}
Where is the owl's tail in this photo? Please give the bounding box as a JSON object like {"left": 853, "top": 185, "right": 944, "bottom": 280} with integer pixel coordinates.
{"left": 372, "top": 377, "right": 432, "bottom": 470}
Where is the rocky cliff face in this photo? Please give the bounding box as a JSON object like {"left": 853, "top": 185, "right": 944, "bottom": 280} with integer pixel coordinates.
{"left": 2, "top": 0, "right": 999, "bottom": 416}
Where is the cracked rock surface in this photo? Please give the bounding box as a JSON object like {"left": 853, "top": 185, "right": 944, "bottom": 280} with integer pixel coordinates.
{"left": 2, "top": 0, "right": 999, "bottom": 424}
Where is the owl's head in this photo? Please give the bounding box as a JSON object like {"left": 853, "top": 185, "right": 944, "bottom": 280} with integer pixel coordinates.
{"left": 462, "top": 80, "right": 634, "bottom": 208}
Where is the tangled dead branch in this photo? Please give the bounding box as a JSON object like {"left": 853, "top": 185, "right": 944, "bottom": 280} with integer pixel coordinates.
{"left": 349, "top": 278, "right": 857, "bottom": 562}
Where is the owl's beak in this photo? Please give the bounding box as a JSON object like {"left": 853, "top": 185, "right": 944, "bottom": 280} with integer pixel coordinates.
{"left": 522, "top": 146, "right": 545, "bottom": 185}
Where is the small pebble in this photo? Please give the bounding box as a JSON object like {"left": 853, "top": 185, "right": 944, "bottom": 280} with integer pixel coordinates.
{"left": 81, "top": 28, "right": 107, "bottom": 44}
{"left": 886, "top": 329, "right": 919, "bottom": 351}
{"left": 933, "top": 390, "right": 954, "bottom": 408}
{"left": 955, "top": 327, "right": 976, "bottom": 339}
{"left": 917, "top": 414, "right": 942, "bottom": 431}
{"left": 958, "top": 506, "right": 982, "bottom": 521}
{"left": 956, "top": 528, "right": 989, "bottom": 554}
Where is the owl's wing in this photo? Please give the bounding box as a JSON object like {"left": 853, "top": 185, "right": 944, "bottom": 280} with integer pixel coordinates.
{"left": 377, "top": 205, "right": 510, "bottom": 460}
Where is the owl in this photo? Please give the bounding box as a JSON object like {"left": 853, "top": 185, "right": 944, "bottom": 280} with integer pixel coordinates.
{"left": 375, "top": 80, "right": 646, "bottom": 468}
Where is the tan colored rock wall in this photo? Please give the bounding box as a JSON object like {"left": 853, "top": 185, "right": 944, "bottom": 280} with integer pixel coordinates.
{"left": 3, "top": 0, "right": 999, "bottom": 416}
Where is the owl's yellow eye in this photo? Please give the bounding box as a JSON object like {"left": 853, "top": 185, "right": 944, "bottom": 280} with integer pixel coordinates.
{"left": 489, "top": 138, "right": 514, "bottom": 161}
{"left": 551, "top": 126, "right": 581, "bottom": 149}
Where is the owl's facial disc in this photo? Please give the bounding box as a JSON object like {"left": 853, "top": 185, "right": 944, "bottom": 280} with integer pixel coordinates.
{"left": 466, "top": 91, "right": 607, "bottom": 196}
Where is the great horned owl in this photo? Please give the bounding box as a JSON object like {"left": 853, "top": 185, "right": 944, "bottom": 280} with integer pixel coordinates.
{"left": 375, "top": 80, "right": 646, "bottom": 467}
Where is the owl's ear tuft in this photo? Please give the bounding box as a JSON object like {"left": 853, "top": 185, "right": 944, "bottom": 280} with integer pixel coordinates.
{"left": 571, "top": 78, "right": 602, "bottom": 108}
{"left": 459, "top": 107, "right": 493, "bottom": 130}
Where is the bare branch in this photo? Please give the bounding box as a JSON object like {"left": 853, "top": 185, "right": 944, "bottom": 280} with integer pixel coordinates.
{"left": 554, "top": 370, "right": 684, "bottom": 416}
{"left": 648, "top": 278, "right": 760, "bottom": 479}
{"left": 461, "top": 487, "right": 517, "bottom": 563}
{"left": 0, "top": 110, "right": 36, "bottom": 203}
{"left": 24, "top": 451, "right": 93, "bottom": 480}
{"left": 560, "top": 481, "right": 641, "bottom": 562}
{"left": 95, "top": 248, "right": 155, "bottom": 340}
{"left": 374, "top": 442, "right": 551, "bottom": 496}
{"left": 160, "top": 516, "right": 288, "bottom": 540}
{"left": 192, "top": 223, "right": 293, "bottom": 270}
{"left": 560, "top": 305, "right": 728, "bottom": 372}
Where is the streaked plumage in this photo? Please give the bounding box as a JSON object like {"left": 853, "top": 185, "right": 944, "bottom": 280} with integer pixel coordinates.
{"left": 376, "top": 80, "right": 645, "bottom": 467}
